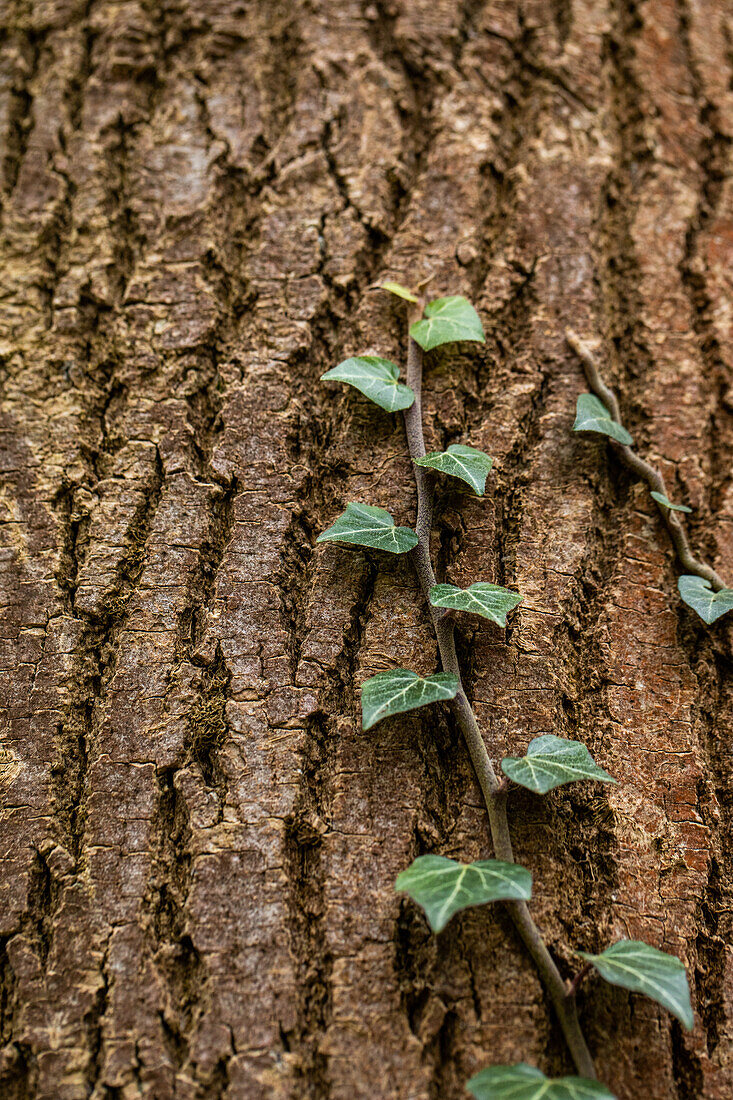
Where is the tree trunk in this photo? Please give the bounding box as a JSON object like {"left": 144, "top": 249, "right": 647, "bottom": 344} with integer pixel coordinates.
{"left": 1, "top": 1, "right": 732, "bottom": 1097}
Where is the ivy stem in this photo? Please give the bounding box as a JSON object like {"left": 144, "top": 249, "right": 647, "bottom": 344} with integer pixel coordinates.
{"left": 566, "top": 962, "right": 593, "bottom": 999}
{"left": 566, "top": 329, "right": 726, "bottom": 591}
{"left": 404, "top": 306, "right": 596, "bottom": 1079}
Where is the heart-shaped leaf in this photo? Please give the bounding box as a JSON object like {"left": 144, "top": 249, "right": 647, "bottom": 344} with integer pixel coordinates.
{"left": 321, "top": 356, "right": 415, "bottom": 412}
{"left": 409, "top": 296, "right": 485, "bottom": 350}
{"left": 429, "top": 583, "right": 522, "bottom": 627}
{"left": 573, "top": 394, "right": 633, "bottom": 446}
{"left": 414, "top": 444, "right": 493, "bottom": 495}
{"left": 380, "top": 280, "right": 419, "bottom": 303}
{"left": 395, "top": 855, "right": 531, "bottom": 933}
{"left": 361, "top": 669, "right": 459, "bottom": 730}
{"left": 650, "top": 491, "right": 691, "bottom": 514}
{"left": 317, "top": 503, "right": 418, "bottom": 554}
{"left": 501, "top": 734, "right": 616, "bottom": 794}
{"left": 678, "top": 575, "right": 733, "bottom": 624}
{"left": 579, "top": 940, "right": 693, "bottom": 1030}
{"left": 467, "top": 1064, "right": 617, "bottom": 1100}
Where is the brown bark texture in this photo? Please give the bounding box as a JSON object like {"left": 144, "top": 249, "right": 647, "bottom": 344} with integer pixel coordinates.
{"left": 1, "top": 0, "right": 733, "bottom": 1097}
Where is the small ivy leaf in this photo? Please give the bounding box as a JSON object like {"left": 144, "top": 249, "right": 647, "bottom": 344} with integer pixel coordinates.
{"left": 579, "top": 940, "right": 694, "bottom": 1030}
{"left": 501, "top": 734, "right": 616, "bottom": 795}
{"left": 380, "top": 280, "right": 419, "bottom": 303}
{"left": 650, "top": 490, "right": 692, "bottom": 514}
{"left": 414, "top": 444, "right": 493, "bottom": 495}
{"left": 395, "top": 854, "right": 531, "bottom": 933}
{"left": 467, "top": 1064, "right": 617, "bottom": 1100}
{"left": 321, "top": 356, "right": 415, "bottom": 412}
{"left": 678, "top": 575, "right": 733, "bottom": 624}
{"left": 361, "top": 669, "right": 459, "bottom": 730}
{"left": 409, "top": 296, "right": 485, "bottom": 350}
{"left": 573, "top": 394, "right": 633, "bottom": 446}
{"left": 429, "top": 582, "right": 522, "bottom": 627}
{"left": 316, "top": 503, "right": 418, "bottom": 555}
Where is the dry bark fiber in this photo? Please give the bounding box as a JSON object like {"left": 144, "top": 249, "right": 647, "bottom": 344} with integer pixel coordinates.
{"left": 1, "top": 1, "right": 733, "bottom": 1097}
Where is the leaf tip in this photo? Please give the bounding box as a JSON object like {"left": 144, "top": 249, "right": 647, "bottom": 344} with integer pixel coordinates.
{"left": 379, "top": 280, "right": 420, "bottom": 303}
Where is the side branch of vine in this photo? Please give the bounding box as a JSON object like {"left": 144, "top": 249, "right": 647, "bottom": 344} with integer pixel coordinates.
{"left": 566, "top": 329, "right": 726, "bottom": 590}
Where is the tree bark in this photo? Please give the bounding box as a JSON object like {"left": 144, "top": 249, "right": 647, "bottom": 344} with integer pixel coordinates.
{"left": 1, "top": 1, "right": 732, "bottom": 1098}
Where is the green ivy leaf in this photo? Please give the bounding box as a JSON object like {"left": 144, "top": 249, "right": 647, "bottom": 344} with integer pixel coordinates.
{"left": 501, "top": 734, "right": 616, "bottom": 795}
{"left": 650, "top": 491, "right": 692, "bottom": 514}
{"left": 467, "top": 1064, "right": 617, "bottom": 1100}
{"left": 678, "top": 575, "right": 733, "bottom": 624}
{"left": 380, "top": 280, "right": 419, "bottom": 303}
{"left": 414, "top": 444, "right": 493, "bottom": 495}
{"left": 316, "top": 503, "right": 418, "bottom": 555}
{"left": 429, "top": 583, "right": 522, "bottom": 627}
{"left": 395, "top": 855, "right": 531, "bottom": 933}
{"left": 573, "top": 394, "right": 633, "bottom": 446}
{"left": 361, "top": 669, "right": 459, "bottom": 730}
{"left": 321, "top": 356, "right": 415, "bottom": 412}
{"left": 579, "top": 940, "right": 694, "bottom": 1030}
{"left": 409, "top": 296, "right": 485, "bottom": 350}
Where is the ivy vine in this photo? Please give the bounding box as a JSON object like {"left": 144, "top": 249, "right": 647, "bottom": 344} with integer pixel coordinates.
{"left": 317, "top": 284, "right": 697, "bottom": 1096}
{"left": 567, "top": 329, "right": 733, "bottom": 624}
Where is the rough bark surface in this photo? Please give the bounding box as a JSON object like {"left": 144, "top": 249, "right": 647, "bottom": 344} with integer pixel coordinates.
{"left": 1, "top": 1, "right": 732, "bottom": 1097}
